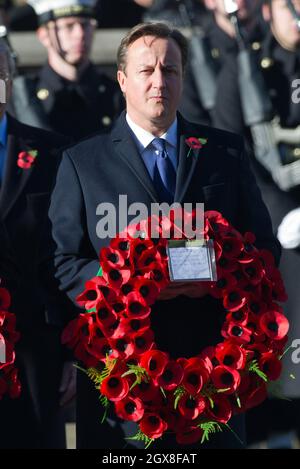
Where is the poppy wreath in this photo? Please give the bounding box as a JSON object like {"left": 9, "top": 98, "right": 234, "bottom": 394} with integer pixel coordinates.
{"left": 62, "top": 210, "right": 289, "bottom": 447}
{"left": 0, "top": 283, "right": 21, "bottom": 400}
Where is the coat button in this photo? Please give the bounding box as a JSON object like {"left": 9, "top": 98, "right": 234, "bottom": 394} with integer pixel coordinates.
{"left": 37, "top": 88, "right": 49, "bottom": 100}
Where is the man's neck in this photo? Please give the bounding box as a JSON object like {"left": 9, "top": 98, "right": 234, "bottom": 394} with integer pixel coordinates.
{"left": 48, "top": 53, "right": 89, "bottom": 82}
{"left": 127, "top": 113, "right": 176, "bottom": 138}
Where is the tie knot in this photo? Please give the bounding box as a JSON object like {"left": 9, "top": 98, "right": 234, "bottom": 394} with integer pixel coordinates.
{"left": 152, "top": 137, "right": 166, "bottom": 153}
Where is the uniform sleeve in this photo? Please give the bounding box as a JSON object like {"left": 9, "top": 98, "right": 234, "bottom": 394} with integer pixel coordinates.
{"left": 42, "top": 150, "right": 99, "bottom": 307}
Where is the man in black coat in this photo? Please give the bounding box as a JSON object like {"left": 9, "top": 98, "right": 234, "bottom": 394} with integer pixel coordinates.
{"left": 0, "top": 38, "right": 76, "bottom": 448}
{"left": 46, "top": 22, "right": 280, "bottom": 449}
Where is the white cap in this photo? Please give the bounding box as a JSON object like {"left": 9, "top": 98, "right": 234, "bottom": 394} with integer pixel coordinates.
{"left": 27, "top": 0, "right": 98, "bottom": 25}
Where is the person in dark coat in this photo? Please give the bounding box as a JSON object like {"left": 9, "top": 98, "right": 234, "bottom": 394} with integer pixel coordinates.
{"left": 0, "top": 37, "right": 76, "bottom": 448}
{"left": 213, "top": 0, "right": 300, "bottom": 446}
{"left": 9, "top": 0, "right": 123, "bottom": 140}
{"left": 45, "top": 22, "right": 280, "bottom": 449}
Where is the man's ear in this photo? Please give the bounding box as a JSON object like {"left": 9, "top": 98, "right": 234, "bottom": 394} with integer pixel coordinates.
{"left": 262, "top": 3, "right": 271, "bottom": 22}
{"left": 117, "top": 70, "right": 127, "bottom": 94}
{"left": 36, "top": 26, "right": 51, "bottom": 48}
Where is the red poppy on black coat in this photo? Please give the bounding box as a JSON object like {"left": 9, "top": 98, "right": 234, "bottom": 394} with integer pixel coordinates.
{"left": 178, "top": 394, "right": 206, "bottom": 420}
{"left": 139, "top": 413, "right": 168, "bottom": 439}
{"left": 115, "top": 396, "right": 144, "bottom": 422}
{"left": 211, "top": 365, "right": 241, "bottom": 394}
{"left": 101, "top": 374, "right": 130, "bottom": 402}
{"left": 259, "top": 310, "right": 289, "bottom": 340}
{"left": 259, "top": 352, "right": 282, "bottom": 380}
{"left": 140, "top": 350, "right": 169, "bottom": 380}
{"left": 125, "top": 291, "right": 151, "bottom": 319}
{"left": 157, "top": 360, "right": 184, "bottom": 391}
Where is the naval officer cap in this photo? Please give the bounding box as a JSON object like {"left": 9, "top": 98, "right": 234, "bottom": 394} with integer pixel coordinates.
{"left": 27, "top": 0, "right": 98, "bottom": 25}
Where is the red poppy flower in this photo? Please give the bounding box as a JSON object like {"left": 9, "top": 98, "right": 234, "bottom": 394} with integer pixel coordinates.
{"left": 182, "top": 366, "right": 204, "bottom": 395}
{"left": 115, "top": 396, "right": 144, "bottom": 422}
{"left": 211, "top": 272, "right": 237, "bottom": 299}
{"left": 185, "top": 136, "right": 203, "bottom": 149}
{"left": 110, "top": 237, "right": 131, "bottom": 259}
{"left": 61, "top": 313, "right": 94, "bottom": 349}
{"left": 240, "top": 380, "right": 267, "bottom": 411}
{"left": 117, "top": 317, "right": 151, "bottom": 338}
{"left": 144, "top": 262, "right": 169, "bottom": 289}
{"left": 102, "top": 266, "right": 131, "bottom": 290}
{"left": 95, "top": 302, "right": 118, "bottom": 328}
{"left": 17, "top": 150, "right": 37, "bottom": 169}
{"left": 0, "top": 312, "right": 20, "bottom": 344}
{"left": 259, "top": 310, "right": 289, "bottom": 340}
{"left": 76, "top": 276, "right": 116, "bottom": 310}
{"left": 139, "top": 413, "right": 168, "bottom": 439}
{"left": 178, "top": 394, "right": 206, "bottom": 420}
{"left": 176, "top": 426, "right": 204, "bottom": 445}
{"left": 108, "top": 337, "right": 134, "bottom": 359}
{"left": 215, "top": 342, "right": 247, "bottom": 370}
{"left": 221, "top": 235, "right": 244, "bottom": 259}
{"left": 205, "top": 211, "right": 230, "bottom": 235}
{"left": 99, "top": 247, "right": 126, "bottom": 269}
{"left": 259, "top": 352, "right": 282, "bottom": 380}
{"left": 157, "top": 361, "right": 184, "bottom": 391}
{"left": 223, "top": 288, "right": 248, "bottom": 312}
{"left": 211, "top": 365, "right": 241, "bottom": 394}
{"left": 2, "top": 365, "right": 21, "bottom": 399}
{"left": 221, "top": 321, "right": 252, "bottom": 344}
{"left": 241, "top": 258, "right": 264, "bottom": 285}
{"left": 133, "top": 329, "right": 155, "bottom": 355}
{"left": 134, "top": 278, "right": 160, "bottom": 306}
{"left": 131, "top": 380, "right": 159, "bottom": 402}
{"left": 101, "top": 374, "right": 130, "bottom": 402}
{"left": 0, "top": 288, "right": 11, "bottom": 310}
{"left": 140, "top": 350, "right": 169, "bottom": 380}
{"left": 125, "top": 291, "right": 151, "bottom": 319}
{"left": 206, "top": 396, "right": 232, "bottom": 424}
{"left": 226, "top": 309, "right": 248, "bottom": 326}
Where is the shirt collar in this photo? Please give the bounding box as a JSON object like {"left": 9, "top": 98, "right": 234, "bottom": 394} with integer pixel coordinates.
{"left": 126, "top": 113, "right": 177, "bottom": 151}
{"left": 0, "top": 113, "right": 7, "bottom": 147}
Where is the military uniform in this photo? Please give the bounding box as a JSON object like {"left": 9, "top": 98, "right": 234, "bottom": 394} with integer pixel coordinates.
{"left": 10, "top": 62, "right": 123, "bottom": 140}
{"left": 213, "top": 29, "right": 300, "bottom": 443}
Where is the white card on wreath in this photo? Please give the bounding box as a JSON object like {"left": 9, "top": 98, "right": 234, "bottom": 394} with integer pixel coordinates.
{"left": 167, "top": 240, "right": 217, "bottom": 282}
{"left": 0, "top": 335, "right": 6, "bottom": 363}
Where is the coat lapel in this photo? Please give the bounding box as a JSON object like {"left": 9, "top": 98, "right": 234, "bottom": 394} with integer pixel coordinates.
{"left": 174, "top": 116, "right": 210, "bottom": 203}
{"left": 0, "top": 120, "right": 36, "bottom": 219}
{"left": 111, "top": 113, "right": 158, "bottom": 202}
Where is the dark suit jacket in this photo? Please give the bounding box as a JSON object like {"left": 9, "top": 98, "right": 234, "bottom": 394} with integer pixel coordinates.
{"left": 0, "top": 114, "right": 71, "bottom": 330}
{"left": 47, "top": 111, "right": 281, "bottom": 448}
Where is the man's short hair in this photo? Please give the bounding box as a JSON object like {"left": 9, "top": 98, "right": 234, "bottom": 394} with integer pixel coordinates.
{"left": 117, "top": 22, "right": 188, "bottom": 73}
{"left": 0, "top": 38, "right": 16, "bottom": 78}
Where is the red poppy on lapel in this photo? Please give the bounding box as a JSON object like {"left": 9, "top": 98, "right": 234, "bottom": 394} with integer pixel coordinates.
{"left": 17, "top": 150, "right": 38, "bottom": 169}
{"left": 185, "top": 136, "right": 208, "bottom": 158}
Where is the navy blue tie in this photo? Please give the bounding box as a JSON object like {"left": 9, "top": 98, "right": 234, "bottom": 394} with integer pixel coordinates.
{"left": 152, "top": 138, "right": 176, "bottom": 204}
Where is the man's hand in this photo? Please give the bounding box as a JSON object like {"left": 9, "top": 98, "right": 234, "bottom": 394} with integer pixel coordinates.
{"left": 59, "top": 361, "right": 77, "bottom": 407}
{"left": 158, "top": 282, "right": 209, "bottom": 300}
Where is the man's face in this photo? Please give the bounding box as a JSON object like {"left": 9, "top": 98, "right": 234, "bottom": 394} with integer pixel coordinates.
{"left": 266, "top": 0, "right": 300, "bottom": 49}
{"left": 45, "top": 16, "right": 96, "bottom": 65}
{"left": 0, "top": 52, "right": 12, "bottom": 120}
{"left": 117, "top": 36, "right": 183, "bottom": 132}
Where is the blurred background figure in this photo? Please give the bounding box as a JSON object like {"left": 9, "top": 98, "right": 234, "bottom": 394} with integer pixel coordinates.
{"left": 213, "top": 0, "right": 300, "bottom": 448}
{"left": 8, "top": 0, "right": 123, "bottom": 140}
